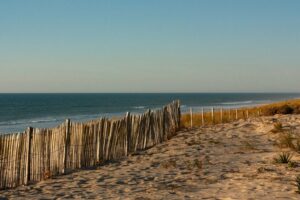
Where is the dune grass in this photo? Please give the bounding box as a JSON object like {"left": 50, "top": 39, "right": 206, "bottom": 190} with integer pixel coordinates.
{"left": 274, "top": 152, "right": 293, "bottom": 164}
{"left": 181, "top": 99, "right": 300, "bottom": 128}
{"left": 271, "top": 122, "right": 284, "bottom": 133}
{"left": 296, "top": 175, "right": 300, "bottom": 193}
{"left": 277, "top": 131, "right": 295, "bottom": 149}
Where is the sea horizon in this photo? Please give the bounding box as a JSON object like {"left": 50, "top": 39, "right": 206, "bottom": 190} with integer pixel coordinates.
{"left": 1, "top": 92, "right": 299, "bottom": 134}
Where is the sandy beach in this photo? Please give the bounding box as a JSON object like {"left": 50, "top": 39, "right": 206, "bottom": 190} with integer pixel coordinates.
{"left": 1, "top": 0, "right": 299, "bottom": 199}
{"left": 1, "top": 114, "right": 300, "bottom": 199}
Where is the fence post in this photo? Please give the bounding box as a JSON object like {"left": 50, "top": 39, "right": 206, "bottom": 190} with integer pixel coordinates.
{"left": 259, "top": 109, "right": 262, "bottom": 116}
{"left": 235, "top": 109, "right": 238, "bottom": 120}
{"left": 190, "top": 107, "right": 193, "bottom": 128}
{"left": 97, "top": 118, "right": 104, "bottom": 163}
{"left": 125, "top": 112, "right": 131, "bottom": 156}
{"left": 246, "top": 110, "right": 249, "bottom": 119}
{"left": 211, "top": 107, "right": 214, "bottom": 124}
{"left": 63, "top": 119, "right": 70, "bottom": 174}
{"left": 177, "top": 100, "right": 181, "bottom": 130}
{"left": 142, "top": 109, "right": 151, "bottom": 149}
{"left": 201, "top": 108, "right": 204, "bottom": 126}
{"left": 25, "top": 127, "right": 33, "bottom": 185}
{"left": 162, "top": 106, "right": 167, "bottom": 140}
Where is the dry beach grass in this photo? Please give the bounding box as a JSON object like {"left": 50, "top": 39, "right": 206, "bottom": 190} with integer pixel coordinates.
{"left": 2, "top": 113, "right": 300, "bottom": 199}
{"left": 181, "top": 99, "right": 300, "bottom": 128}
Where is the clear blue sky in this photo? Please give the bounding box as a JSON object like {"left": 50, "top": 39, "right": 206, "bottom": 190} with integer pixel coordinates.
{"left": 0, "top": 0, "right": 299, "bottom": 93}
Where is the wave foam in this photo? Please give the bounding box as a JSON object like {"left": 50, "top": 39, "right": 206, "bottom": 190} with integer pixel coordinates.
{"left": 220, "top": 101, "right": 254, "bottom": 105}
{"left": 133, "top": 106, "right": 146, "bottom": 109}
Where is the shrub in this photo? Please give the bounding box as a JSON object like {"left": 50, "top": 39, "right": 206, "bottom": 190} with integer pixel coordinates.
{"left": 288, "top": 161, "right": 297, "bottom": 168}
{"left": 296, "top": 175, "right": 300, "bottom": 193}
{"left": 264, "top": 104, "right": 294, "bottom": 116}
{"left": 274, "top": 152, "right": 293, "bottom": 164}
{"left": 277, "top": 105, "right": 294, "bottom": 114}
{"left": 277, "top": 132, "right": 295, "bottom": 149}
{"left": 271, "top": 122, "right": 283, "bottom": 133}
{"left": 186, "top": 159, "right": 202, "bottom": 170}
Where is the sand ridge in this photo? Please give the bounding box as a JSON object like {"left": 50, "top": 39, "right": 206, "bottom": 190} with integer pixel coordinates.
{"left": 1, "top": 115, "right": 300, "bottom": 199}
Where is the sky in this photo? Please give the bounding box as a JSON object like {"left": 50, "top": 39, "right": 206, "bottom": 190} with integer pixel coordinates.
{"left": 0, "top": 0, "right": 300, "bottom": 93}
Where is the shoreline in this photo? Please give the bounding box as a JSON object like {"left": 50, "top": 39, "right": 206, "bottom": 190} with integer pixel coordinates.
{"left": 1, "top": 96, "right": 300, "bottom": 134}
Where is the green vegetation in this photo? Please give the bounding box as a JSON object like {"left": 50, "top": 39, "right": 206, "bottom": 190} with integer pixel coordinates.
{"left": 277, "top": 132, "right": 295, "bottom": 149}
{"left": 296, "top": 175, "right": 300, "bottom": 193}
{"left": 274, "top": 152, "right": 293, "bottom": 164}
{"left": 288, "top": 161, "right": 297, "bottom": 168}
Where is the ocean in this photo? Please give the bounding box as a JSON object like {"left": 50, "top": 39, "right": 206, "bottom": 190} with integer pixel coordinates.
{"left": 0, "top": 93, "right": 299, "bottom": 134}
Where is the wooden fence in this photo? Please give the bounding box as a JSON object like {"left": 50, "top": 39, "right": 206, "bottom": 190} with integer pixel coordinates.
{"left": 185, "top": 107, "right": 262, "bottom": 128}
{"left": 0, "top": 101, "right": 181, "bottom": 189}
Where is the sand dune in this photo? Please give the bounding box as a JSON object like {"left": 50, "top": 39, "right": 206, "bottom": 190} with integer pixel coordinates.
{"left": 1, "top": 115, "right": 300, "bottom": 199}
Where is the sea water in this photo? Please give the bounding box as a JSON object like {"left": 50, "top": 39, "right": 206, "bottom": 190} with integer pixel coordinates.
{"left": 0, "top": 93, "right": 299, "bottom": 134}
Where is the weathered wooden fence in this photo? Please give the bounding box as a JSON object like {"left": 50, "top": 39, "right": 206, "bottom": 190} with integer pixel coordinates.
{"left": 186, "top": 106, "right": 262, "bottom": 128}
{"left": 0, "top": 101, "right": 181, "bottom": 189}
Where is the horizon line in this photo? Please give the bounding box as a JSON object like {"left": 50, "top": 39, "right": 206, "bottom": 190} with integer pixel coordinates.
{"left": 0, "top": 92, "right": 300, "bottom": 94}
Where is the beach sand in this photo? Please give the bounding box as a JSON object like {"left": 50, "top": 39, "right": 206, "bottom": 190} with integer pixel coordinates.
{"left": 1, "top": 114, "right": 300, "bottom": 199}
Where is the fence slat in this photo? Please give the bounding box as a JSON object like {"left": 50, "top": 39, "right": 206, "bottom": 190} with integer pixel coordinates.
{"left": 63, "top": 119, "right": 70, "bottom": 174}
{"left": 25, "top": 127, "right": 33, "bottom": 185}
